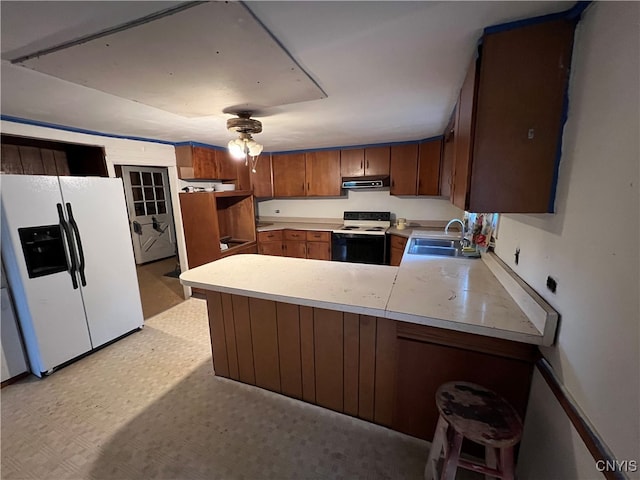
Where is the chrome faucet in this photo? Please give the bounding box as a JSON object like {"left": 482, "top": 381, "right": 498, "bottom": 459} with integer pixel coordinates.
{"left": 445, "top": 218, "right": 465, "bottom": 244}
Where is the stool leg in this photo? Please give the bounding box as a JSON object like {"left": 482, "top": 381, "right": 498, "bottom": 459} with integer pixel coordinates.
{"left": 499, "top": 447, "right": 515, "bottom": 480}
{"left": 440, "top": 429, "right": 463, "bottom": 480}
{"left": 485, "top": 446, "right": 498, "bottom": 480}
{"left": 424, "top": 415, "right": 448, "bottom": 480}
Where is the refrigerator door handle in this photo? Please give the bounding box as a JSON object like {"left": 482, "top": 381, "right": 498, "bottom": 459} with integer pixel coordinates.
{"left": 66, "top": 203, "right": 87, "bottom": 287}
{"left": 57, "top": 203, "right": 79, "bottom": 289}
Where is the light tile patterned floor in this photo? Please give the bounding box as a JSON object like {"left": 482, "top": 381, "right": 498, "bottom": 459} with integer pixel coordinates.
{"left": 1, "top": 298, "right": 443, "bottom": 480}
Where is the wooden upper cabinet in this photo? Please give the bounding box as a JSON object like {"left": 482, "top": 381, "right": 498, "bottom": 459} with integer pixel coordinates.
{"left": 192, "top": 147, "right": 216, "bottom": 179}
{"left": 452, "top": 56, "right": 478, "bottom": 211}
{"left": 452, "top": 19, "right": 576, "bottom": 213}
{"left": 0, "top": 144, "right": 23, "bottom": 174}
{"left": 417, "top": 139, "right": 442, "bottom": 196}
{"left": 272, "top": 151, "right": 341, "bottom": 198}
{"left": 390, "top": 144, "right": 418, "bottom": 195}
{"left": 251, "top": 153, "right": 273, "bottom": 198}
{"left": 175, "top": 145, "right": 237, "bottom": 180}
{"left": 235, "top": 158, "right": 251, "bottom": 192}
{"left": 364, "top": 146, "right": 390, "bottom": 176}
{"left": 439, "top": 112, "right": 456, "bottom": 199}
{"left": 214, "top": 148, "right": 241, "bottom": 181}
{"left": 305, "top": 150, "right": 341, "bottom": 196}
{"left": 340, "top": 148, "right": 365, "bottom": 177}
{"left": 272, "top": 153, "right": 306, "bottom": 197}
{"left": 341, "top": 146, "right": 390, "bottom": 178}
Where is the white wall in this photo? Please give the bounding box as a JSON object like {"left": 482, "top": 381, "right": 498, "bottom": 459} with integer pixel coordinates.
{"left": 257, "top": 190, "right": 463, "bottom": 221}
{"left": 0, "top": 120, "right": 189, "bottom": 296}
{"left": 491, "top": 3, "right": 639, "bottom": 478}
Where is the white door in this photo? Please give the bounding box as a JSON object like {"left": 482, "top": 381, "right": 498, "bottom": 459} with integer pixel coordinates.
{"left": 59, "top": 177, "right": 144, "bottom": 348}
{"left": 0, "top": 175, "right": 92, "bottom": 375}
{"left": 121, "top": 166, "right": 176, "bottom": 264}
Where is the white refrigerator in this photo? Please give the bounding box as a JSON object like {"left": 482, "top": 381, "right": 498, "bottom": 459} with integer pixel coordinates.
{"left": 1, "top": 175, "right": 144, "bottom": 377}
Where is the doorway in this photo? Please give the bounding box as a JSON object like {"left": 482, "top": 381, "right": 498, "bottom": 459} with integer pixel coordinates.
{"left": 118, "top": 165, "right": 183, "bottom": 319}
{"left": 121, "top": 166, "right": 177, "bottom": 264}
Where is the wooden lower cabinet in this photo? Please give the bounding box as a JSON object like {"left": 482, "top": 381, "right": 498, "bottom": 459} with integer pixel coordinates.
{"left": 257, "top": 230, "right": 283, "bottom": 256}
{"left": 283, "top": 241, "right": 306, "bottom": 258}
{"left": 205, "top": 293, "right": 535, "bottom": 442}
{"left": 389, "top": 234, "right": 408, "bottom": 266}
{"left": 258, "top": 229, "right": 331, "bottom": 260}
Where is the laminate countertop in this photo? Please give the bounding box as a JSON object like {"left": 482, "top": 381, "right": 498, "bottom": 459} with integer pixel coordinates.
{"left": 181, "top": 251, "right": 557, "bottom": 346}
{"left": 256, "top": 222, "right": 341, "bottom": 232}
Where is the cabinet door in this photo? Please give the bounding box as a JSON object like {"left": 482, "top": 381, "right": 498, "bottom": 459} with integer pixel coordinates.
{"left": 305, "top": 150, "right": 341, "bottom": 196}
{"left": 0, "top": 145, "right": 23, "bottom": 174}
{"left": 389, "top": 234, "right": 408, "bottom": 266}
{"left": 273, "top": 153, "right": 306, "bottom": 197}
{"left": 452, "top": 56, "right": 478, "bottom": 210}
{"left": 258, "top": 242, "right": 283, "bottom": 256}
{"left": 417, "top": 139, "right": 442, "bottom": 196}
{"left": 214, "top": 149, "right": 239, "bottom": 180}
{"left": 192, "top": 147, "right": 216, "bottom": 179}
{"left": 283, "top": 241, "right": 306, "bottom": 258}
{"left": 251, "top": 154, "right": 273, "bottom": 198}
{"left": 439, "top": 112, "right": 456, "bottom": 199}
{"left": 235, "top": 159, "right": 251, "bottom": 191}
{"left": 364, "top": 146, "right": 390, "bottom": 176}
{"left": 306, "top": 241, "right": 331, "bottom": 261}
{"left": 390, "top": 144, "right": 418, "bottom": 195}
{"left": 340, "top": 148, "right": 364, "bottom": 177}
{"left": 179, "top": 192, "right": 220, "bottom": 268}
{"left": 39, "top": 149, "right": 61, "bottom": 176}
{"left": 470, "top": 19, "right": 575, "bottom": 213}
{"left": 18, "top": 146, "right": 45, "bottom": 175}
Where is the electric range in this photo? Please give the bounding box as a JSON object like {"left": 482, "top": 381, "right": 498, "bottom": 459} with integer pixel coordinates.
{"left": 332, "top": 211, "right": 391, "bottom": 264}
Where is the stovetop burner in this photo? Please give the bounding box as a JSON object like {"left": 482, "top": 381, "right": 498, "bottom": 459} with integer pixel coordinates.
{"left": 332, "top": 211, "right": 391, "bottom": 236}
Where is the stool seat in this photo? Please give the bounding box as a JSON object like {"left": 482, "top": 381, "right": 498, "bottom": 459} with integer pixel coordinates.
{"left": 436, "top": 381, "right": 522, "bottom": 448}
{"left": 425, "top": 381, "right": 523, "bottom": 480}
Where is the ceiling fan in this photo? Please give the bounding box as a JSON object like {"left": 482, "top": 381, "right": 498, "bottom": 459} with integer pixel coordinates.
{"left": 226, "top": 112, "right": 264, "bottom": 173}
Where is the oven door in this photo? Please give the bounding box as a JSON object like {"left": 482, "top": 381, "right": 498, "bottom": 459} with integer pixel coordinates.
{"left": 331, "top": 233, "right": 386, "bottom": 265}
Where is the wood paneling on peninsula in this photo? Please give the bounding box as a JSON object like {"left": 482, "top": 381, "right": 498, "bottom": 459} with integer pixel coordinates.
{"left": 205, "top": 291, "right": 535, "bottom": 441}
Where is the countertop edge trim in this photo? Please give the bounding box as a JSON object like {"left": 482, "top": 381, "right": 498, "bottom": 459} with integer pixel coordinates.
{"left": 385, "top": 309, "right": 544, "bottom": 345}
{"left": 482, "top": 251, "right": 558, "bottom": 346}
{"left": 180, "top": 280, "right": 387, "bottom": 317}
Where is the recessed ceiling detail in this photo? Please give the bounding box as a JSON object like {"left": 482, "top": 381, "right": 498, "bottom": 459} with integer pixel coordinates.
{"left": 16, "top": 2, "right": 326, "bottom": 118}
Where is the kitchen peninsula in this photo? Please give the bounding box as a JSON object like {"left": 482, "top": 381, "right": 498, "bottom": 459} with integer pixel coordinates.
{"left": 180, "top": 252, "right": 556, "bottom": 440}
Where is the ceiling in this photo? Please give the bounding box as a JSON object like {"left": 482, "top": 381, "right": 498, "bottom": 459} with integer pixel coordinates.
{"left": 1, "top": 1, "right": 573, "bottom": 152}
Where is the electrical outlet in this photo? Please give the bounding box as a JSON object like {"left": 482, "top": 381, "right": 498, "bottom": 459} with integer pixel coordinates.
{"left": 546, "top": 276, "right": 557, "bottom": 294}
{"left": 275, "top": 209, "right": 280, "bottom": 214}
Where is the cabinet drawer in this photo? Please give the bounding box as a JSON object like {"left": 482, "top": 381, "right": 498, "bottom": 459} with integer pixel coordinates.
{"left": 390, "top": 234, "right": 408, "bottom": 250}
{"left": 306, "top": 230, "right": 331, "bottom": 242}
{"left": 284, "top": 230, "right": 306, "bottom": 241}
{"left": 258, "top": 230, "right": 283, "bottom": 242}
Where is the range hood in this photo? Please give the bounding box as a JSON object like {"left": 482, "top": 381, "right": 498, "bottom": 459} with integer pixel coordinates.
{"left": 341, "top": 176, "right": 390, "bottom": 189}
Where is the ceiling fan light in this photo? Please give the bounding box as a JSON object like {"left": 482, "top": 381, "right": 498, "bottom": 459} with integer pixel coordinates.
{"left": 228, "top": 139, "right": 246, "bottom": 159}
{"left": 248, "top": 142, "right": 263, "bottom": 156}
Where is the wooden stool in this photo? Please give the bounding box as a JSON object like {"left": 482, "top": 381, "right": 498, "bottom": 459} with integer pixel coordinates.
{"left": 424, "top": 381, "right": 523, "bottom": 480}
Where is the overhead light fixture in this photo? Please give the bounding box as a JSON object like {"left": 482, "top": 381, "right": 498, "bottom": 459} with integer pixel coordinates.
{"left": 226, "top": 112, "right": 263, "bottom": 173}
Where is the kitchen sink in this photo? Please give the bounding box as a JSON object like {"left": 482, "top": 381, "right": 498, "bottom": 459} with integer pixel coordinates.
{"left": 407, "top": 238, "right": 464, "bottom": 257}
